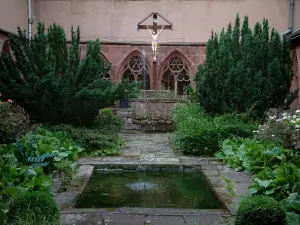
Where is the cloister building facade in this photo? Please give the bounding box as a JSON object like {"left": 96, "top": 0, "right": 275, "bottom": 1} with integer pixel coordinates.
{"left": 0, "top": 0, "right": 300, "bottom": 105}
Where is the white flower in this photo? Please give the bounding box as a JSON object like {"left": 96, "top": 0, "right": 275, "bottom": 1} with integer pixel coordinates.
{"left": 296, "top": 124, "right": 300, "bottom": 128}
{"left": 296, "top": 110, "right": 300, "bottom": 113}
{"left": 272, "top": 134, "right": 275, "bottom": 137}
{"left": 293, "top": 115, "right": 297, "bottom": 119}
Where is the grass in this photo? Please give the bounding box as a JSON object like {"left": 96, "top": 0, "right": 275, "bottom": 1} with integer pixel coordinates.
{"left": 221, "top": 176, "right": 238, "bottom": 197}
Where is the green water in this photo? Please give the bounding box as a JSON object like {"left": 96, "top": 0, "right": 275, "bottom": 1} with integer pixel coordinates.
{"left": 76, "top": 171, "right": 223, "bottom": 209}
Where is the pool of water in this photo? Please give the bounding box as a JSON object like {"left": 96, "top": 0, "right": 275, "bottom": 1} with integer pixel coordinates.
{"left": 76, "top": 171, "right": 223, "bottom": 209}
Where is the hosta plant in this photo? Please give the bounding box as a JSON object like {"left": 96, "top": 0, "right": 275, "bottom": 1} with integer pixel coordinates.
{"left": 281, "top": 192, "right": 300, "bottom": 225}
{"left": 16, "top": 127, "right": 84, "bottom": 164}
{"left": 216, "top": 136, "right": 300, "bottom": 200}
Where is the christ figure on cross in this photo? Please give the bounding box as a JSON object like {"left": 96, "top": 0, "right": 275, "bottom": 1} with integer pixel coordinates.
{"left": 147, "top": 25, "right": 164, "bottom": 61}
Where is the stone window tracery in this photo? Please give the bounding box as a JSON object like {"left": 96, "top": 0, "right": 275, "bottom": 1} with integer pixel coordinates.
{"left": 121, "top": 53, "right": 150, "bottom": 90}
{"left": 161, "top": 55, "right": 191, "bottom": 95}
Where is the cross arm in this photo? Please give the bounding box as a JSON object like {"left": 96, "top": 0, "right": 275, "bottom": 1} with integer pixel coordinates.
{"left": 137, "top": 25, "right": 172, "bottom": 30}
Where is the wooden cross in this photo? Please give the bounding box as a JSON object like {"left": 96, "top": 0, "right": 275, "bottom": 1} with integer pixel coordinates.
{"left": 138, "top": 13, "right": 172, "bottom": 35}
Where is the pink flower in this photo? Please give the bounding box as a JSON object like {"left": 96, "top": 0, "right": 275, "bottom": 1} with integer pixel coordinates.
{"left": 0, "top": 101, "right": 2, "bottom": 104}
{"left": 7, "top": 99, "right": 13, "bottom": 103}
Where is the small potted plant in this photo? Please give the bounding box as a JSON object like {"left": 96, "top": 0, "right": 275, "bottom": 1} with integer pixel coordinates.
{"left": 114, "top": 79, "right": 141, "bottom": 108}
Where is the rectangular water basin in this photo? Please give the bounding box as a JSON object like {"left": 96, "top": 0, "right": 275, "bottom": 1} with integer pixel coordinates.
{"left": 76, "top": 171, "right": 223, "bottom": 209}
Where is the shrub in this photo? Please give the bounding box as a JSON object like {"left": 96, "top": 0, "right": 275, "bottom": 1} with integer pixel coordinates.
{"left": 92, "top": 108, "right": 123, "bottom": 132}
{"left": 8, "top": 191, "right": 60, "bottom": 224}
{"left": 235, "top": 195, "right": 286, "bottom": 225}
{"left": 173, "top": 104, "right": 257, "bottom": 155}
{"left": 50, "top": 124, "right": 125, "bottom": 156}
{"left": 195, "top": 15, "right": 296, "bottom": 118}
{"left": 0, "top": 100, "right": 29, "bottom": 143}
{"left": 114, "top": 78, "right": 141, "bottom": 100}
{"left": 0, "top": 23, "right": 115, "bottom": 125}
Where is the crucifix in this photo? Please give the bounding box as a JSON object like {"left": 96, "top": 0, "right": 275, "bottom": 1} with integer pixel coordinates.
{"left": 137, "top": 13, "right": 173, "bottom": 62}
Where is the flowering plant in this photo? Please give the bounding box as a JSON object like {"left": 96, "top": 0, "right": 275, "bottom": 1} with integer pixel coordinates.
{"left": 0, "top": 94, "right": 29, "bottom": 143}
{"left": 254, "top": 110, "right": 300, "bottom": 149}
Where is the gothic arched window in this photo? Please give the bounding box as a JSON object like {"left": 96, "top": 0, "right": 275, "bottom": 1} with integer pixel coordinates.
{"left": 121, "top": 52, "right": 150, "bottom": 90}
{"left": 100, "top": 53, "right": 112, "bottom": 80}
{"left": 161, "top": 55, "right": 191, "bottom": 95}
{"left": 1, "top": 40, "right": 10, "bottom": 55}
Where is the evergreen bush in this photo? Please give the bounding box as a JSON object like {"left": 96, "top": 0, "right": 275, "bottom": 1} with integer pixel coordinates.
{"left": 235, "top": 195, "right": 286, "bottom": 225}
{"left": 0, "top": 23, "right": 114, "bottom": 125}
{"left": 173, "top": 104, "right": 257, "bottom": 155}
{"left": 195, "top": 15, "right": 296, "bottom": 118}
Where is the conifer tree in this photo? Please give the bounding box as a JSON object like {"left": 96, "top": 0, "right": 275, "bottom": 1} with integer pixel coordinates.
{"left": 0, "top": 23, "right": 114, "bottom": 125}
{"left": 195, "top": 14, "right": 296, "bottom": 118}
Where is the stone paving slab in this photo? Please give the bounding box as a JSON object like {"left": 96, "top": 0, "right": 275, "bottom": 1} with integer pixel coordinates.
{"left": 62, "top": 213, "right": 103, "bottom": 225}
{"left": 147, "top": 215, "right": 186, "bottom": 225}
{"left": 183, "top": 215, "right": 226, "bottom": 225}
{"left": 103, "top": 213, "right": 145, "bottom": 225}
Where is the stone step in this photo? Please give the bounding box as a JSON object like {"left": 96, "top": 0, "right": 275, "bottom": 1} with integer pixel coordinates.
{"left": 117, "top": 111, "right": 133, "bottom": 118}
{"left": 121, "top": 117, "right": 133, "bottom": 124}
{"left": 115, "top": 108, "right": 133, "bottom": 113}
{"left": 123, "top": 124, "right": 142, "bottom": 130}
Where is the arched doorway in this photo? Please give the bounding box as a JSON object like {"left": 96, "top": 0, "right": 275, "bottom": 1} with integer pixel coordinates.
{"left": 161, "top": 53, "right": 191, "bottom": 95}
{"left": 120, "top": 51, "right": 150, "bottom": 90}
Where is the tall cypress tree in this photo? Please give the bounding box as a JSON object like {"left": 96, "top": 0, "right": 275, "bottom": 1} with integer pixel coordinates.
{"left": 195, "top": 15, "right": 297, "bottom": 118}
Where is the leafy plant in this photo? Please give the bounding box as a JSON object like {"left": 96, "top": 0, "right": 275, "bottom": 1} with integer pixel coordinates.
{"left": 281, "top": 192, "right": 300, "bottom": 225}
{"left": 7, "top": 191, "right": 60, "bottom": 224}
{"left": 0, "top": 144, "right": 53, "bottom": 223}
{"left": 216, "top": 136, "right": 300, "bottom": 200}
{"left": 26, "top": 153, "right": 57, "bottom": 174}
{"left": 0, "top": 99, "right": 29, "bottom": 144}
{"left": 0, "top": 23, "right": 115, "bottom": 125}
{"left": 235, "top": 195, "right": 286, "bottom": 225}
{"left": 16, "top": 127, "right": 84, "bottom": 165}
{"left": 195, "top": 14, "right": 296, "bottom": 119}
{"left": 249, "top": 163, "right": 300, "bottom": 200}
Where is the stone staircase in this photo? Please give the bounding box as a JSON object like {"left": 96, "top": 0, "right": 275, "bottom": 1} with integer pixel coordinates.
{"left": 114, "top": 108, "right": 141, "bottom": 132}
